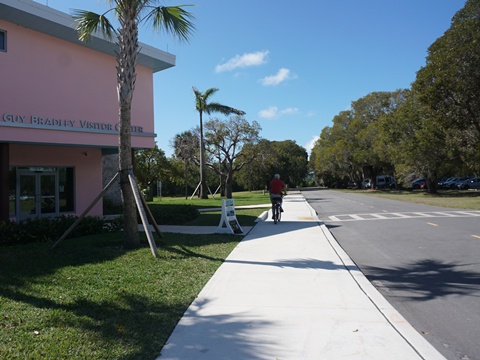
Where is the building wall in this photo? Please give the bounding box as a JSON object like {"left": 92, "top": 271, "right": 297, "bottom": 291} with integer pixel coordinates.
{"left": 0, "top": 16, "right": 158, "bottom": 220}
{"left": 0, "top": 19, "right": 156, "bottom": 149}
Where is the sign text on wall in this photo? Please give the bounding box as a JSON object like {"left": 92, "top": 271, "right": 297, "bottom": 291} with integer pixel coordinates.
{"left": 1, "top": 112, "right": 145, "bottom": 134}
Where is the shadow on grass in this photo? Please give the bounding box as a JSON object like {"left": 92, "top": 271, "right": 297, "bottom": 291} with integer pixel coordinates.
{"left": 364, "top": 259, "right": 480, "bottom": 301}
{"left": 0, "top": 232, "right": 239, "bottom": 287}
{"left": 0, "top": 286, "right": 189, "bottom": 360}
{"left": 0, "top": 232, "right": 241, "bottom": 359}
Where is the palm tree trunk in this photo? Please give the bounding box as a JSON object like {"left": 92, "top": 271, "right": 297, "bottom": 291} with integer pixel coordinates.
{"left": 117, "top": 6, "right": 140, "bottom": 247}
{"left": 199, "top": 111, "right": 208, "bottom": 199}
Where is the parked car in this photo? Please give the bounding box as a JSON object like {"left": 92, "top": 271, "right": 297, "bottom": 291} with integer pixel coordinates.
{"left": 437, "top": 177, "right": 450, "bottom": 188}
{"left": 411, "top": 178, "right": 426, "bottom": 189}
{"left": 449, "top": 177, "right": 470, "bottom": 189}
{"left": 362, "top": 179, "right": 371, "bottom": 189}
{"left": 457, "top": 177, "right": 480, "bottom": 190}
{"left": 376, "top": 175, "right": 396, "bottom": 189}
{"left": 441, "top": 177, "right": 460, "bottom": 189}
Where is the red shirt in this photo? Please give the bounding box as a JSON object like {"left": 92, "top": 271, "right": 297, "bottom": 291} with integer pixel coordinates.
{"left": 270, "top": 178, "right": 285, "bottom": 195}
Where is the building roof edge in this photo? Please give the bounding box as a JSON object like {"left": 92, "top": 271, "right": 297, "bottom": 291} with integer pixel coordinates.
{"left": 0, "top": 0, "right": 175, "bottom": 72}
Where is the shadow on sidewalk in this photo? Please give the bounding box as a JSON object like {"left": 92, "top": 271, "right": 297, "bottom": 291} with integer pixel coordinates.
{"left": 224, "top": 257, "right": 349, "bottom": 271}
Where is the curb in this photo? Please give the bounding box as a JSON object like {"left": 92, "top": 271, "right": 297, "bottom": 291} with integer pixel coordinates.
{"left": 255, "top": 210, "right": 269, "bottom": 222}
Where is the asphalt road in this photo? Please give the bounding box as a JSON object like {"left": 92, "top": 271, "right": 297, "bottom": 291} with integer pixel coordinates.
{"left": 301, "top": 189, "right": 480, "bottom": 360}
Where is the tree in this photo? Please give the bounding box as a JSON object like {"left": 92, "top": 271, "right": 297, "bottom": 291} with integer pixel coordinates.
{"left": 236, "top": 139, "right": 277, "bottom": 191}
{"left": 134, "top": 145, "right": 170, "bottom": 199}
{"left": 237, "top": 139, "right": 308, "bottom": 190}
{"left": 414, "top": 0, "right": 480, "bottom": 136}
{"left": 270, "top": 140, "right": 308, "bottom": 188}
{"left": 73, "top": 1, "right": 195, "bottom": 247}
{"left": 377, "top": 90, "right": 448, "bottom": 193}
{"left": 192, "top": 87, "right": 245, "bottom": 199}
{"left": 309, "top": 91, "right": 408, "bottom": 188}
{"left": 413, "top": 0, "right": 480, "bottom": 177}
{"left": 171, "top": 130, "right": 198, "bottom": 199}
{"left": 203, "top": 116, "right": 261, "bottom": 198}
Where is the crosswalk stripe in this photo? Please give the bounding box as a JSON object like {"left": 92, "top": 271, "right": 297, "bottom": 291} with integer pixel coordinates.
{"left": 327, "top": 211, "right": 480, "bottom": 222}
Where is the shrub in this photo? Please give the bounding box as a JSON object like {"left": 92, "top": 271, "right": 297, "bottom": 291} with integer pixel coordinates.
{"left": 146, "top": 204, "right": 199, "bottom": 225}
{"left": 0, "top": 215, "right": 120, "bottom": 246}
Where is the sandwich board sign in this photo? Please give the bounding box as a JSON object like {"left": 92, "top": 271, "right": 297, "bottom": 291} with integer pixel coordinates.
{"left": 216, "top": 198, "right": 243, "bottom": 234}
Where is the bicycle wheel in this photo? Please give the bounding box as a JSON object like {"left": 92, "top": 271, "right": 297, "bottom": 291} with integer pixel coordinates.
{"left": 277, "top": 205, "right": 281, "bottom": 223}
{"left": 273, "top": 204, "right": 278, "bottom": 224}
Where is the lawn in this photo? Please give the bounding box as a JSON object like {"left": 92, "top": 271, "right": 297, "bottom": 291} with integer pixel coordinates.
{"left": 0, "top": 232, "right": 241, "bottom": 360}
{"left": 149, "top": 190, "right": 271, "bottom": 227}
{"left": 153, "top": 190, "right": 272, "bottom": 208}
{"left": 1, "top": 190, "right": 272, "bottom": 359}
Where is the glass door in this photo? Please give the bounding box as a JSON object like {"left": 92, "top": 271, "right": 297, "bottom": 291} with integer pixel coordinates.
{"left": 17, "top": 170, "right": 58, "bottom": 219}
{"left": 18, "top": 174, "right": 36, "bottom": 219}
{"left": 39, "top": 174, "right": 57, "bottom": 215}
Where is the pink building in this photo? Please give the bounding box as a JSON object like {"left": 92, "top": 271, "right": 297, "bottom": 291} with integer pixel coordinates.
{"left": 0, "top": 0, "right": 175, "bottom": 221}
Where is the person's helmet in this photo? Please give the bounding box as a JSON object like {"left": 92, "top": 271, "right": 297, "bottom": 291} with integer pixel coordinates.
{"left": 274, "top": 174, "right": 280, "bottom": 179}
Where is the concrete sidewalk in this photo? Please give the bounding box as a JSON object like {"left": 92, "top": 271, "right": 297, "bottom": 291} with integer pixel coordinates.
{"left": 157, "top": 194, "right": 446, "bottom": 360}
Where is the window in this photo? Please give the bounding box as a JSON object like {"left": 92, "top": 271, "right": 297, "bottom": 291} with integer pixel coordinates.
{"left": 59, "top": 167, "right": 75, "bottom": 212}
{"left": 9, "top": 167, "right": 16, "bottom": 217}
{"left": 0, "top": 30, "right": 6, "bottom": 52}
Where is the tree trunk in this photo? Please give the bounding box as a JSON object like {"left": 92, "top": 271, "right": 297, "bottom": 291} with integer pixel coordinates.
{"left": 184, "top": 160, "right": 188, "bottom": 199}
{"left": 225, "top": 169, "right": 234, "bottom": 199}
{"left": 117, "top": 7, "right": 140, "bottom": 247}
{"left": 199, "top": 111, "right": 208, "bottom": 199}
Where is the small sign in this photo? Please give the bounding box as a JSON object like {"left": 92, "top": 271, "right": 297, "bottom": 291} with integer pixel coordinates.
{"left": 217, "top": 198, "right": 243, "bottom": 234}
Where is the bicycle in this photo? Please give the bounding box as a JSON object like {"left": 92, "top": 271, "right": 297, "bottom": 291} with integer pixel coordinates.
{"left": 271, "top": 198, "right": 282, "bottom": 224}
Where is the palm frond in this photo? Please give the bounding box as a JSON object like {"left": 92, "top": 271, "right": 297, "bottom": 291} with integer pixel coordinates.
{"left": 209, "top": 103, "right": 246, "bottom": 116}
{"left": 72, "top": 9, "right": 116, "bottom": 42}
{"left": 145, "top": 5, "right": 196, "bottom": 43}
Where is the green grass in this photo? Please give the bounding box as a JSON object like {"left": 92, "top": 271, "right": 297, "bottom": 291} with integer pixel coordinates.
{"left": 0, "top": 232, "right": 241, "bottom": 360}
{"left": 1, "top": 190, "right": 271, "bottom": 359}
{"left": 150, "top": 190, "right": 271, "bottom": 227}
{"left": 333, "top": 188, "right": 480, "bottom": 210}
{"left": 153, "top": 190, "right": 271, "bottom": 208}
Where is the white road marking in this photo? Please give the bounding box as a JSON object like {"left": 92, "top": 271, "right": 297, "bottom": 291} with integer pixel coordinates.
{"left": 327, "top": 211, "right": 480, "bottom": 222}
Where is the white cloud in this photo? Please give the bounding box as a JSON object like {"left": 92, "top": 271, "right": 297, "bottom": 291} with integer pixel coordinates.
{"left": 281, "top": 107, "right": 299, "bottom": 115}
{"left": 305, "top": 135, "right": 320, "bottom": 154}
{"left": 258, "top": 106, "right": 278, "bottom": 119}
{"left": 260, "top": 68, "right": 295, "bottom": 86}
{"left": 215, "top": 50, "right": 269, "bottom": 73}
{"left": 258, "top": 106, "right": 299, "bottom": 119}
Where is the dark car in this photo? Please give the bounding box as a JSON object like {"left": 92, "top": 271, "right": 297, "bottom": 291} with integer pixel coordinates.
{"left": 457, "top": 178, "right": 480, "bottom": 190}
{"left": 450, "top": 177, "right": 470, "bottom": 189}
{"left": 441, "top": 177, "right": 460, "bottom": 189}
{"left": 411, "top": 178, "right": 426, "bottom": 189}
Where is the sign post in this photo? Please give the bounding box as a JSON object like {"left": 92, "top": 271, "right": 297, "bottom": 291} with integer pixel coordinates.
{"left": 216, "top": 198, "right": 243, "bottom": 234}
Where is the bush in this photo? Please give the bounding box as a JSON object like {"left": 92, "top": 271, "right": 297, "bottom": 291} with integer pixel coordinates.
{"left": 0, "top": 215, "right": 120, "bottom": 246}
{"left": 146, "top": 204, "right": 199, "bottom": 225}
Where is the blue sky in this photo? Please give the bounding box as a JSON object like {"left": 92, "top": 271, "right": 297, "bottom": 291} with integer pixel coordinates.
{"left": 36, "top": 0, "right": 466, "bottom": 156}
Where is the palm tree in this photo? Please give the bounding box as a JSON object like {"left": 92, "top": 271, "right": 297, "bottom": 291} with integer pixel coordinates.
{"left": 192, "top": 87, "right": 245, "bottom": 199}
{"left": 73, "top": 1, "right": 195, "bottom": 248}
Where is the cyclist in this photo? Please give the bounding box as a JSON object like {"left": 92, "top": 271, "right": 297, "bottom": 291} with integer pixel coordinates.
{"left": 269, "top": 173, "right": 286, "bottom": 219}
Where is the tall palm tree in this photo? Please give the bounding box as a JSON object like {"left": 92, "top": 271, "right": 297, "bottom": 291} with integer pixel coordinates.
{"left": 192, "top": 87, "right": 245, "bottom": 199}
{"left": 73, "top": 1, "right": 195, "bottom": 248}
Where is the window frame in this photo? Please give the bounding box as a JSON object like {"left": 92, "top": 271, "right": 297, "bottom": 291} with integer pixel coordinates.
{"left": 0, "top": 29, "right": 6, "bottom": 52}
